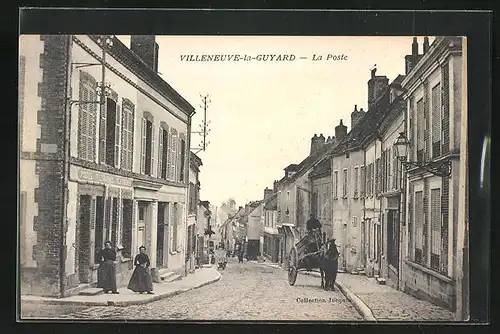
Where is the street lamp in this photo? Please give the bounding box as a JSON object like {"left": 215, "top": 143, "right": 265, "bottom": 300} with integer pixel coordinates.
{"left": 394, "top": 132, "right": 452, "bottom": 177}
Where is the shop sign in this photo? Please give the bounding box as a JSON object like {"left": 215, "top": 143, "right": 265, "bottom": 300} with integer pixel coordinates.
{"left": 75, "top": 167, "right": 133, "bottom": 187}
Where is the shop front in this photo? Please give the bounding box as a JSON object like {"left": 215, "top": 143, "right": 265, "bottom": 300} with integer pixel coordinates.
{"left": 67, "top": 164, "right": 135, "bottom": 292}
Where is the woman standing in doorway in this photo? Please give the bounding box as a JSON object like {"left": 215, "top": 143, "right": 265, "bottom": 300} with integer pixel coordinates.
{"left": 127, "top": 246, "right": 154, "bottom": 294}
{"left": 96, "top": 241, "right": 119, "bottom": 294}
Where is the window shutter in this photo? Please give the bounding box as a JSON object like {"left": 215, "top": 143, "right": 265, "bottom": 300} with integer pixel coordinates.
{"left": 171, "top": 129, "right": 177, "bottom": 181}
{"left": 151, "top": 121, "right": 155, "bottom": 177}
{"left": 89, "top": 89, "right": 98, "bottom": 162}
{"left": 78, "top": 83, "right": 89, "bottom": 160}
{"left": 176, "top": 134, "right": 182, "bottom": 181}
{"left": 167, "top": 130, "right": 173, "bottom": 180}
{"left": 114, "top": 104, "right": 121, "bottom": 167}
{"left": 128, "top": 108, "right": 134, "bottom": 171}
{"left": 120, "top": 106, "right": 127, "bottom": 169}
{"left": 140, "top": 118, "right": 146, "bottom": 174}
{"left": 180, "top": 137, "right": 186, "bottom": 182}
{"left": 158, "top": 127, "right": 163, "bottom": 178}
{"left": 99, "top": 99, "right": 107, "bottom": 164}
{"left": 177, "top": 204, "right": 182, "bottom": 251}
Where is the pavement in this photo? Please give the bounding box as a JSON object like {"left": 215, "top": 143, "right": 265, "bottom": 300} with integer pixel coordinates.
{"left": 20, "top": 266, "right": 221, "bottom": 308}
{"left": 21, "top": 258, "right": 362, "bottom": 320}
{"left": 297, "top": 268, "right": 455, "bottom": 321}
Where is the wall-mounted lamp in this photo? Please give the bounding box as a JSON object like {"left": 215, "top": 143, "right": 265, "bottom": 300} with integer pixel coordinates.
{"left": 394, "top": 132, "right": 452, "bottom": 177}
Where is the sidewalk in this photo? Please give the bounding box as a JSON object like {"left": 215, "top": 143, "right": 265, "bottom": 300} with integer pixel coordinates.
{"left": 21, "top": 267, "right": 221, "bottom": 307}
{"left": 300, "top": 270, "right": 455, "bottom": 321}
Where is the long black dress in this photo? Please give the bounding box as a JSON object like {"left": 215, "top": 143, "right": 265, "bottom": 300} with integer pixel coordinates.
{"left": 96, "top": 248, "right": 118, "bottom": 293}
{"left": 127, "top": 253, "right": 153, "bottom": 293}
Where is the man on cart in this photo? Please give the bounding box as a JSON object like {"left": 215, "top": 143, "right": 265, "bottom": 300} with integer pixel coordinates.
{"left": 305, "top": 213, "right": 322, "bottom": 254}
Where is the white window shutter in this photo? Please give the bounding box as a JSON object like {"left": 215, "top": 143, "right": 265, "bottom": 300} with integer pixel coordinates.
{"left": 177, "top": 134, "right": 182, "bottom": 181}
{"left": 151, "top": 121, "right": 155, "bottom": 177}
{"left": 99, "top": 99, "right": 107, "bottom": 164}
{"left": 169, "top": 204, "right": 174, "bottom": 252}
{"left": 171, "top": 130, "right": 177, "bottom": 181}
{"left": 140, "top": 118, "right": 146, "bottom": 174}
{"left": 128, "top": 108, "right": 134, "bottom": 171}
{"left": 89, "top": 88, "right": 98, "bottom": 162}
{"left": 114, "top": 103, "right": 121, "bottom": 168}
{"left": 78, "top": 83, "right": 89, "bottom": 160}
{"left": 120, "top": 106, "right": 126, "bottom": 169}
{"left": 158, "top": 127, "right": 163, "bottom": 178}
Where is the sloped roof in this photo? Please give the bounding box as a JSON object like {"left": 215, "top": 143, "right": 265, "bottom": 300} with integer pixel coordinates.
{"left": 87, "top": 35, "right": 195, "bottom": 115}
{"left": 280, "top": 139, "right": 339, "bottom": 186}
{"left": 390, "top": 74, "right": 406, "bottom": 86}
{"left": 264, "top": 193, "right": 278, "bottom": 210}
{"left": 328, "top": 87, "right": 403, "bottom": 157}
{"left": 190, "top": 152, "right": 203, "bottom": 168}
{"left": 309, "top": 156, "right": 332, "bottom": 179}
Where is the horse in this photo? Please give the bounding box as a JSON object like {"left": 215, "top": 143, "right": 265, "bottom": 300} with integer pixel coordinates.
{"left": 319, "top": 238, "right": 339, "bottom": 291}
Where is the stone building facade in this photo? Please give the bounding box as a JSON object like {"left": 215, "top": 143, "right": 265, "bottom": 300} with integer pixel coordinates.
{"left": 19, "top": 35, "right": 194, "bottom": 297}
{"left": 401, "top": 36, "right": 466, "bottom": 312}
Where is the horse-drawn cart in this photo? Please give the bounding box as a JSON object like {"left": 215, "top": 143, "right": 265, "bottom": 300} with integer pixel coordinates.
{"left": 287, "top": 231, "right": 324, "bottom": 286}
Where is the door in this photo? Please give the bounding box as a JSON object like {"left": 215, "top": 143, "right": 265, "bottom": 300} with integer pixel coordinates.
{"left": 79, "top": 195, "right": 91, "bottom": 283}
{"left": 156, "top": 203, "right": 165, "bottom": 268}
{"left": 387, "top": 210, "right": 400, "bottom": 271}
{"left": 360, "top": 220, "right": 366, "bottom": 267}
{"left": 137, "top": 203, "right": 146, "bottom": 249}
{"left": 342, "top": 223, "right": 348, "bottom": 269}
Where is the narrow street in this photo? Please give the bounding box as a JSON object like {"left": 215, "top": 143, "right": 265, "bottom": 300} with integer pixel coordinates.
{"left": 37, "top": 258, "right": 362, "bottom": 321}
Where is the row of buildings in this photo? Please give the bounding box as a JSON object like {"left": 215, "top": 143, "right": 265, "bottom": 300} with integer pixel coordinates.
{"left": 221, "top": 37, "right": 468, "bottom": 320}
{"left": 19, "top": 34, "right": 213, "bottom": 297}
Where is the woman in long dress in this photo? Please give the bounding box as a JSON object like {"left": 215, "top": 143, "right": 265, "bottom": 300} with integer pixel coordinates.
{"left": 97, "top": 241, "right": 119, "bottom": 294}
{"left": 127, "top": 246, "right": 154, "bottom": 294}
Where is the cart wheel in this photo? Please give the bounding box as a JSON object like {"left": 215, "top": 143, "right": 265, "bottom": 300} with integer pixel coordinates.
{"left": 288, "top": 247, "right": 298, "bottom": 286}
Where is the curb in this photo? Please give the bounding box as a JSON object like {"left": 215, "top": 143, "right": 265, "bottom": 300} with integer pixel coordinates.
{"left": 21, "top": 270, "right": 222, "bottom": 308}
{"left": 300, "top": 271, "right": 377, "bottom": 322}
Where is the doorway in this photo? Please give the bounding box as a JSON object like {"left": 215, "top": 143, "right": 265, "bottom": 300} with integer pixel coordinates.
{"left": 137, "top": 202, "right": 147, "bottom": 250}
{"left": 156, "top": 202, "right": 168, "bottom": 268}
{"left": 342, "top": 223, "right": 347, "bottom": 269}
{"left": 360, "top": 220, "right": 366, "bottom": 267}
{"left": 78, "top": 195, "right": 91, "bottom": 283}
{"left": 387, "top": 209, "right": 400, "bottom": 271}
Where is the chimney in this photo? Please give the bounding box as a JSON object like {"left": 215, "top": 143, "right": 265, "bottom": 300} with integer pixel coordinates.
{"left": 310, "top": 133, "right": 326, "bottom": 155}
{"left": 412, "top": 37, "right": 419, "bottom": 55}
{"left": 367, "top": 70, "right": 389, "bottom": 111}
{"left": 238, "top": 206, "right": 243, "bottom": 212}
{"left": 405, "top": 37, "right": 423, "bottom": 75}
{"left": 351, "top": 104, "right": 367, "bottom": 129}
{"left": 334, "top": 119, "right": 348, "bottom": 142}
{"left": 273, "top": 180, "right": 279, "bottom": 193}
{"left": 264, "top": 187, "right": 273, "bottom": 201}
{"left": 130, "top": 35, "right": 159, "bottom": 72}
{"left": 423, "top": 37, "right": 430, "bottom": 53}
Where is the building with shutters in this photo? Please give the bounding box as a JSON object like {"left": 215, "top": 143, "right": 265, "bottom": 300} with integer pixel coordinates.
{"left": 263, "top": 192, "right": 279, "bottom": 263}
{"left": 276, "top": 134, "right": 339, "bottom": 267}
{"left": 400, "top": 36, "right": 466, "bottom": 314}
{"left": 187, "top": 152, "right": 202, "bottom": 273}
{"left": 19, "top": 35, "right": 194, "bottom": 297}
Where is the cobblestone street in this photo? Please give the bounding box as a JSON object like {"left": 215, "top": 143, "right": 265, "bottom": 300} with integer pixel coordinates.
{"left": 337, "top": 273, "right": 455, "bottom": 321}
{"left": 47, "top": 259, "right": 362, "bottom": 321}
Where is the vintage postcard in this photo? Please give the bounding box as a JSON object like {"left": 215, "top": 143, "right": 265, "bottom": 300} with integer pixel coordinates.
{"left": 18, "top": 33, "right": 470, "bottom": 322}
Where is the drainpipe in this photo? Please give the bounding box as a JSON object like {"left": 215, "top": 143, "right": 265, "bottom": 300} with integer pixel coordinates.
{"left": 60, "top": 35, "right": 73, "bottom": 297}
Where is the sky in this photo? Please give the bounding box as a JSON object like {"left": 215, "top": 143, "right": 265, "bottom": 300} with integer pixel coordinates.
{"left": 118, "top": 35, "right": 434, "bottom": 208}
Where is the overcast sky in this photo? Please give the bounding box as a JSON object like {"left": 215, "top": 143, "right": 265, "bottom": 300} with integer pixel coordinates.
{"left": 118, "top": 35, "right": 434, "bottom": 208}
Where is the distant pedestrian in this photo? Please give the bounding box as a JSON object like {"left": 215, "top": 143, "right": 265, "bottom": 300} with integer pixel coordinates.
{"left": 127, "top": 246, "right": 153, "bottom": 294}
{"left": 97, "top": 241, "right": 119, "bottom": 294}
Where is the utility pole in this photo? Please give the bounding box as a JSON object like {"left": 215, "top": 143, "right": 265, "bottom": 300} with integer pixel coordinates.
{"left": 191, "top": 94, "right": 211, "bottom": 154}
